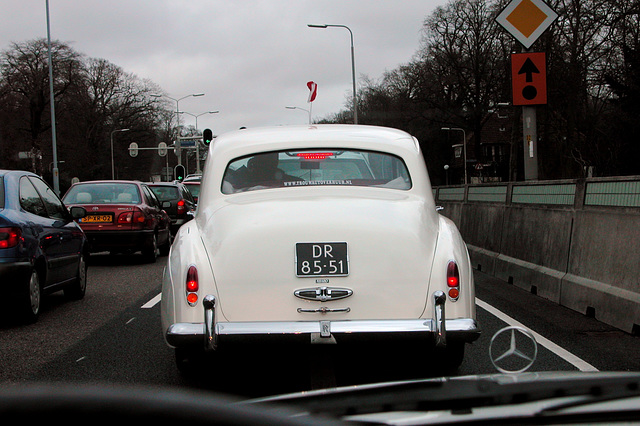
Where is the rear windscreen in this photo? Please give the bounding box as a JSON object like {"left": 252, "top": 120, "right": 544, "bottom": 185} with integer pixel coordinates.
{"left": 222, "top": 149, "right": 411, "bottom": 194}
{"left": 63, "top": 183, "right": 141, "bottom": 204}
{"left": 150, "top": 186, "right": 179, "bottom": 201}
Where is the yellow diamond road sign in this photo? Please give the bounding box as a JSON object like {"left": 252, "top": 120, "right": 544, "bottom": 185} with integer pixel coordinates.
{"left": 496, "top": 0, "right": 558, "bottom": 49}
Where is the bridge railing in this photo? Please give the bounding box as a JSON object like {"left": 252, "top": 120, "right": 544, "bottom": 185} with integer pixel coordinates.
{"left": 434, "top": 176, "right": 640, "bottom": 335}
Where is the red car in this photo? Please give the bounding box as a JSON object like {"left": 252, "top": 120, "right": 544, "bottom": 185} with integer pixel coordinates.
{"left": 63, "top": 180, "right": 171, "bottom": 262}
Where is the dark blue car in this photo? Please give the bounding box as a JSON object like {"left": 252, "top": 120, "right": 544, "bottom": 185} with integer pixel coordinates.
{"left": 0, "top": 170, "right": 88, "bottom": 323}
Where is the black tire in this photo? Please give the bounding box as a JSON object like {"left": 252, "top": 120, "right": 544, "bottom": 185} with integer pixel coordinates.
{"left": 65, "top": 254, "right": 87, "bottom": 300}
{"left": 142, "top": 234, "right": 157, "bottom": 263}
{"left": 175, "top": 348, "right": 207, "bottom": 375}
{"left": 437, "top": 341, "right": 465, "bottom": 373}
{"left": 18, "top": 268, "right": 41, "bottom": 324}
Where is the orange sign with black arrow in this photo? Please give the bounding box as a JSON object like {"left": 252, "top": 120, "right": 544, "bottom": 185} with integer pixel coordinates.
{"left": 511, "top": 52, "right": 547, "bottom": 105}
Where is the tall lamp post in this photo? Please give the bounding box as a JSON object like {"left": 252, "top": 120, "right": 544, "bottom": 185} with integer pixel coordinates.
{"left": 179, "top": 110, "right": 219, "bottom": 130}
{"left": 151, "top": 93, "right": 205, "bottom": 165}
{"left": 308, "top": 23, "right": 358, "bottom": 124}
{"left": 46, "top": 0, "right": 60, "bottom": 194}
{"left": 111, "top": 128, "right": 130, "bottom": 180}
{"left": 285, "top": 106, "right": 311, "bottom": 124}
{"left": 179, "top": 110, "right": 219, "bottom": 174}
{"left": 441, "top": 127, "right": 467, "bottom": 185}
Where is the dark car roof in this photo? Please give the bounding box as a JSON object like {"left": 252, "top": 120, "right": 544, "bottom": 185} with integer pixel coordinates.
{"left": 0, "top": 169, "right": 39, "bottom": 178}
{"left": 1, "top": 169, "right": 45, "bottom": 210}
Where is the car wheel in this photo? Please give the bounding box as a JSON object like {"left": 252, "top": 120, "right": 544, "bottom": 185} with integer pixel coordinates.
{"left": 175, "top": 348, "right": 207, "bottom": 375}
{"left": 65, "top": 253, "right": 87, "bottom": 300}
{"left": 437, "top": 341, "right": 465, "bottom": 372}
{"left": 18, "top": 268, "right": 41, "bottom": 324}
{"left": 142, "top": 234, "right": 158, "bottom": 263}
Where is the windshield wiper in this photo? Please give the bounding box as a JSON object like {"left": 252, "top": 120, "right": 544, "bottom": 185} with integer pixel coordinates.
{"left": 248, "top": 373, "right": 640, "bottom": 421}
{"left": 536, "top": 390, "right": 640, "bottom": 416}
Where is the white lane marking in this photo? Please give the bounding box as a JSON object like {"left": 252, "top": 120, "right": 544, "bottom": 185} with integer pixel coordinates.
{"left": 142, "top": 293, "right": 161, "bottom": 309}
{"left": 477, "top": 298, "right": 599, "bottom": 372}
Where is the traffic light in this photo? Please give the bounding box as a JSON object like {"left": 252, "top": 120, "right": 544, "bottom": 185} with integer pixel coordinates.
{"left": 174, "top": 164, "right": 186, "bottom": 182}
{"left": 202, "top": 128, "right": 213, "bottom": 146}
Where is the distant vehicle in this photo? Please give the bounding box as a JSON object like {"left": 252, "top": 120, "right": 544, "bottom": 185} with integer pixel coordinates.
{"left": 0, "top": 169, "right": 88, "bottom": 323}
{"left": 147, "top": 181, "right": 196, "bottom": 235}
{"left": 183, "top": 174, "right": 202, "bottom": 181}
{"left": 161, "top": 125, "right": 479, "bottom": 372}
{"left": 62, "top": 180, "right": 171, "bottom": 262}
{"left": 181, "top": 175, "right": 202, "bottom": 204}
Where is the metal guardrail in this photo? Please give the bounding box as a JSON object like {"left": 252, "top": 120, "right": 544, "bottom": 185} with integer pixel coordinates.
{"left": 435, "top": 176, "right": 640, "bottom": 209}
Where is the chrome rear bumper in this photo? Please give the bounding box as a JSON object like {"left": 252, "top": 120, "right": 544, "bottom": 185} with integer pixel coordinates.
{"left": 165, "top": 293, "right": 480, "bottom": 350}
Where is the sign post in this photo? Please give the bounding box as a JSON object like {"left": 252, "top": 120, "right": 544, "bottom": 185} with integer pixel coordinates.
{"left": 511, "top": 52, "right": 547, "bottom": 180}
{"left": 307, "top": 81, "right": 317, "bottom": 125}
{"left": 496, "top": 0, "right": 557, "bottom": 180}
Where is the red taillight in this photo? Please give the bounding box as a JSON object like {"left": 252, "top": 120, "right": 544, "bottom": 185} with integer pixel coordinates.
{"left": 177, "top": 199, "right": 186, "bottom": 215}
{"left": 117, "top": 212, "right": 132, "bottom": 223}
{"left": 186, "top": 265, "right": 198, "bottom": 306}
{"left": 447, "top": 260, "right": 460, "bottom": 301}
{"left": 187, "top": 293, "right": 198, "bottom": 304}
{"left": 297, "top": 152, "right": 334, "bottom": 160}
{"left": 117, "top": 210, "right": 147, "bottom": 225}
{"left": 0, "top": 227, "right": 21, "bottom": 249}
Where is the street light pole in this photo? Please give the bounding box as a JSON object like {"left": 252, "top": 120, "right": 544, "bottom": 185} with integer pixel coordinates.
{"left": 180, "top": 110, "right": 219, "bottom": 174}
{"left": 46, "top": 0, "right": 60, "bottom": 194}
{"left": 179, "top": 110, "right": 219, "bottom": 130}
{"left": 441, "top": 127, "right": 467, "bottom": 185}
{"left": 285, "top": 106, "right": 311, "bottom": 124}
{"left": 111, "top": 128, "right": 130, "bottom": 180}
{"left": 308, "top": 24, "right": 358, "bottom": 124}
{"left": 151, "top": 93, "right": 205, "bottom": 165}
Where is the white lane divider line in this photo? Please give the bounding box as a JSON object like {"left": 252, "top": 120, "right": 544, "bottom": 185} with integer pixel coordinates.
{"left": 142, "top": 293, "right": 161, "bottom": 309}
{"left": 476, "top": 298, "right": 599, "bottom": 372}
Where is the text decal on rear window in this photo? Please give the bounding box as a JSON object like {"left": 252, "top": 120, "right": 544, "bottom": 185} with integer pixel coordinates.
{"left": 284, "top": 180, "right": 353, "bottom": 187}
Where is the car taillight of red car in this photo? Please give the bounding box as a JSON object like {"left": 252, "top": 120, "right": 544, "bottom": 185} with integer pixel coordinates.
{"left": 117, "top": 209, "right": 152, "bottom": 228}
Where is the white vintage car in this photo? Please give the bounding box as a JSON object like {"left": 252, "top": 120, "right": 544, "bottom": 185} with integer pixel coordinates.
{"left": 161, "top": 125, "right": 479, "bottom": 371}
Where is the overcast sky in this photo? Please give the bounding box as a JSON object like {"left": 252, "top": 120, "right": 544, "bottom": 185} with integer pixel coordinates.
{"left": 1, "top": 0, "right": 447, "bottom": 135}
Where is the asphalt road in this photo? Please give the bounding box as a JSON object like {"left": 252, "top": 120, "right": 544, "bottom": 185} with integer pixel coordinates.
{"left": 1, "top": 252, "right": 638, "bottom": 399}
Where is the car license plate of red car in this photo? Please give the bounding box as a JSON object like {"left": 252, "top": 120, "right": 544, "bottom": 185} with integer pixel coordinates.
{"left": 296, "top": 242, "right": 348, "bottom": 277}
{"left": 81, "top": 214, "right": 113, "bottom": 223}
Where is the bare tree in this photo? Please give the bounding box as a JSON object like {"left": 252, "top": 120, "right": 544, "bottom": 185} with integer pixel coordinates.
{"left": 0, "top": 38, "right": 170, "bottom": 183}
{"left": 0, "top": 38, "right": 83, "bottom": 173}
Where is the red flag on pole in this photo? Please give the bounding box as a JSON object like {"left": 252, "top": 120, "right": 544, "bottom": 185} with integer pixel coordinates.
{"left": 307, "top": 81, "right": 317, "bottom": 103}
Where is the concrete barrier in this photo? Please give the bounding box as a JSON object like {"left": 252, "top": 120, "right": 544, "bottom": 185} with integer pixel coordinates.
{"left": 435, "top": 177, "right": 640, "bottom": 335}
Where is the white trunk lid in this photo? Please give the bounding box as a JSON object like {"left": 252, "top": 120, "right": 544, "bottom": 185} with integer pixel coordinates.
{"left": 202, "top": 189, "right": 439, "bottom": 322}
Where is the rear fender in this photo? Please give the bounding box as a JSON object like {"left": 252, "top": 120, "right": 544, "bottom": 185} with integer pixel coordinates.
{"left": 161, "top": 220, "right": 220, "bottom": 333}
{"left": 422, "top": 215, "right": 476, "bottom": 320}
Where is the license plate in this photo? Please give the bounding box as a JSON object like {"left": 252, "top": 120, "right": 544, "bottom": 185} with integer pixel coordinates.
{"left": 296, "top": 242, "right": 348, "bottom": 277}
{"left": 81, "top": 214, "right": 113, "bottom": 223}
